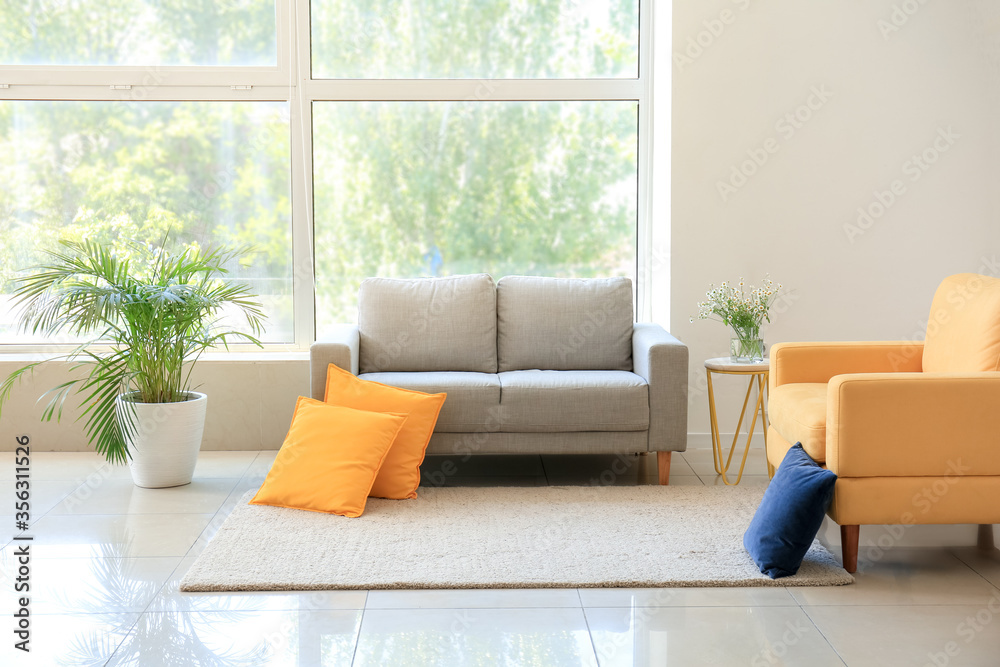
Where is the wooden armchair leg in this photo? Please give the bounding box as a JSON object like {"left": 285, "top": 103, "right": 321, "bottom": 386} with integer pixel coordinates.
{"left": 657, "top": 452, "right": 671, "bottom": 485}
{"left": 841, "top": 525, "right": 860, "bottom": 573}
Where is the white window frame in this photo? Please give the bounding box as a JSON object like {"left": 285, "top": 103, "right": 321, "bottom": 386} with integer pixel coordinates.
{"left": 0, "top": 0, "right": 658, "bottom": 351}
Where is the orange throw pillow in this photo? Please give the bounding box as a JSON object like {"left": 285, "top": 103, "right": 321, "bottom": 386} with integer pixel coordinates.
{"left": 250, "top": 397, "right": 406, "bottom": 517}
{"left": 324, "top": 363, "right": 446, "bottom": 499}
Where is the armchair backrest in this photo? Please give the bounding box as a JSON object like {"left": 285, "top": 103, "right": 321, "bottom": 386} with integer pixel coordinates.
{"left": 923, "top": 273, "right": 1000, "bottom": 373}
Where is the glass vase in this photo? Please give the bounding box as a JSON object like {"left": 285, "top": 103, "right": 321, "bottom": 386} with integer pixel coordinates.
{"left": 731, "top": 337, "right": 765, "bottom": 362}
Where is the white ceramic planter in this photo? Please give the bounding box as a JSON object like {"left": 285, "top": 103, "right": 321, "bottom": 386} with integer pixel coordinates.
{"left": 117, "top": 392, "right": 208, "bottom": 488}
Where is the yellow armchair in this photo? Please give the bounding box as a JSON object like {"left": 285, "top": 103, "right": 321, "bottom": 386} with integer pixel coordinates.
{"left": 767, "top": 274, "right": 1000, "bottom": 573}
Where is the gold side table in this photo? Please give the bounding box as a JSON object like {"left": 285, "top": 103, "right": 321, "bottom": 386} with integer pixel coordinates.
{"left": 705, "top": 357, "right": 770, "bottom": 485}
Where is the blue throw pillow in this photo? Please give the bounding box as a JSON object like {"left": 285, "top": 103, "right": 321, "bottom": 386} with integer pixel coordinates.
{"left": 744, "top": 443, "right": 837, "bottom": 578}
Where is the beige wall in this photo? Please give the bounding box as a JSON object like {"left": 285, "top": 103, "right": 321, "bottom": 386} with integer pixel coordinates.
{"left": 670, "top": 0, "right": 1000, "bottom": 443}
{"left": 0, "top": 357, "right": 309, "bottom": 452}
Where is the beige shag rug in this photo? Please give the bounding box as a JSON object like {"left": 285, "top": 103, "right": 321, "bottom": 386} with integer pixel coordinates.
{"left": 180, "top": 486, "right": 853, "bottom": 591}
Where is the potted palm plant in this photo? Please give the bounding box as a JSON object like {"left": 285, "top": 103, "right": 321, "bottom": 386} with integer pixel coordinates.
{"left": 0, "top": 238, "right": 264, "bottom": 488}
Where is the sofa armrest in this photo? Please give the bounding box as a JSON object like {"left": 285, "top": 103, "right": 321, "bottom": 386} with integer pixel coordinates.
{"left": 770, "top": 341, "right": 923, "bottom": 392}
{"left": 632, "top": 323, "right": 689, "bottom": 452}
{"left": 827, "top": 372, "right": 1000, "bottom": 477}
{"left": 309, "top": 325, "right": 360, "bottom": 400}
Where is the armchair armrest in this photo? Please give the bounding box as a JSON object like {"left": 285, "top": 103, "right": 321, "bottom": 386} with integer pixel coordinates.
{"left": 632, "top": 323, "right": 689, "bottom": 452}
{"left": 827, "top": 372, "right": 1000, "bottom": 477}
{"left": 770, "top": 341, "right": 923, "bottom": 391}
{"left": 310, "top": 325, "right": 360, "bottom": 400}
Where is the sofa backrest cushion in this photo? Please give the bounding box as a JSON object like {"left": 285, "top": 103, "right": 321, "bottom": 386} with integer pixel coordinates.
{"left": 359, "top": 274, "right": 498, "bottom": 373}
{"left": 496, "top": 276, "right": 633, "bottom": 371}
{"left": 923, "top": 273, "right": 1000, "bottom": 373}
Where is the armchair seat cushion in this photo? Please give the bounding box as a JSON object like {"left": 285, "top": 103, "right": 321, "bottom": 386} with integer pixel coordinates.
{"left": 360, "top": 372, "right": 500, "bottom": 433}
{"left": 768, "top": 383, "right": 827, "bottom": 463}
{"left": 498, "top": 370, "right": 649, "bottom": 432}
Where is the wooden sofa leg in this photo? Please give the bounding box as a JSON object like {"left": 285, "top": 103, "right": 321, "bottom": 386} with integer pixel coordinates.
{"left": 841, "top": 525, "right": 860, "bottom": 573}
{"left": 657, "top": 452, "right": 671, "bottom": 485}
{"left": 978, "top": 524, "right": 995, "bottom": 551}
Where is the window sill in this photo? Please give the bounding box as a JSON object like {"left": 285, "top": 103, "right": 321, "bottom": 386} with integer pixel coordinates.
{"left": 0, "top": 349, "right": 311, "bottom": 364}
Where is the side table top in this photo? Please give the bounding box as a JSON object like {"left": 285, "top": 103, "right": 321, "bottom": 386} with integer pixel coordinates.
{"left": 704, "top": 357, "right": 770, "bottom": 372}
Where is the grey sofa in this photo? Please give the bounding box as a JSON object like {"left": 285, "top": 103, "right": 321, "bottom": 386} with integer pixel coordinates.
{"left": 310, "top": 274, "right": 689, "bottom": 483}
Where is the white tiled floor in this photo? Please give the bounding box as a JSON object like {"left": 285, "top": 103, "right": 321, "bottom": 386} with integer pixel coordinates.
{"left": 1, "top": 450, "right": 998, "bottom": 666}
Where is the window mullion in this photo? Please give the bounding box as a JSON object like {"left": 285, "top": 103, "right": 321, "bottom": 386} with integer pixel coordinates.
{"left": 0, "top": 84, "right": 294, "bottom": 103}
{"left": 291, "top": 0, "right": 316, "bottom": 348}
{"left": 637, "top": 0, "right": 654, "bottom": 322}
{"left": 0, "top": 68, "right": 289, "bottom": 89}
{"left": 302, "top": 78, "right": 642, "bottom": 103}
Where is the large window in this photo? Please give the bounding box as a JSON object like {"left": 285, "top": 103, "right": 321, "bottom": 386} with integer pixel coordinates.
{"left": 0, "top": 0, "right": 652, "bottom": 349}
{"left": 0, "top": 1, "right": 277, "bottom": 66}
{"left": 0, "top": 101, "right": 292, "bottom": 343}
{"left": 313, "top": 101, "right": 638, "bottom": 327}
{"left": 311, "top": 0, "right": 639, "bottom": 79}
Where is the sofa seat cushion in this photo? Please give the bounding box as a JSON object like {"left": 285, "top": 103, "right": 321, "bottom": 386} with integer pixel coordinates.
{"left": 360, "top": 371, "right": 500, "bottom": 433}
{"left": 358, "top": 274, "right": 498, "bottom": 374}
{"left": 498, "top": 370, "right": 648, "bottom": 432}
{"left": 768, "top": 383, "right": 828, "bottom": 463}
{"left": 496, "top": 276, "right": 634, "bottom": 372}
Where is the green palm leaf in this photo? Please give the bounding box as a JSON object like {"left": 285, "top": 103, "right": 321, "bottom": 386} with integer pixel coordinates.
{"left": 0, "top": 237, "right": 265, "bottom": 464}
